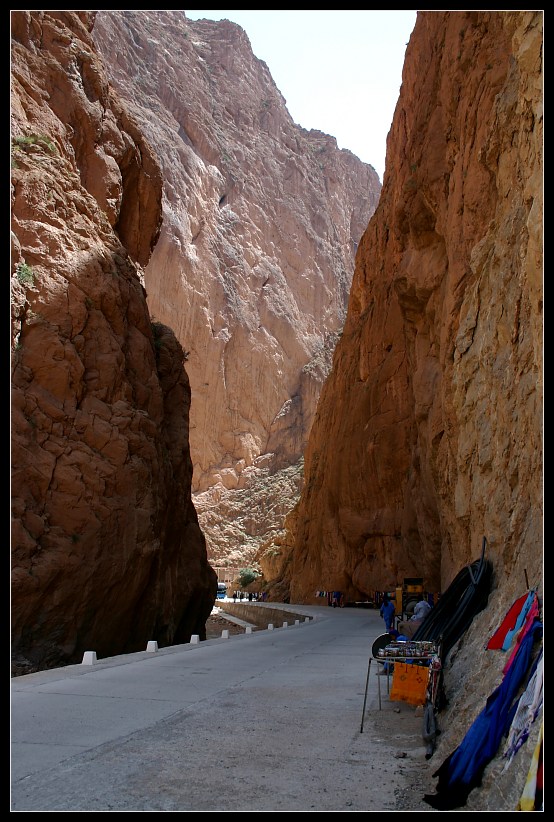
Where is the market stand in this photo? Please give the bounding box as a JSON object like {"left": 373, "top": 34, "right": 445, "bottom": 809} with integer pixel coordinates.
{"left": 360, "top": 636, "right": 442, "bottom": 740}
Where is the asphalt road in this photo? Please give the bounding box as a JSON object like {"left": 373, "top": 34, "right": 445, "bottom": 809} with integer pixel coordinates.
{"left": 11, "top": 603, "right": 436, "bottom": 812}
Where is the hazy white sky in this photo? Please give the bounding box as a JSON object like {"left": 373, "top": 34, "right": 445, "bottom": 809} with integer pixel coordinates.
{"left": 185, "top": 10, "right": 417, "bottom": 181}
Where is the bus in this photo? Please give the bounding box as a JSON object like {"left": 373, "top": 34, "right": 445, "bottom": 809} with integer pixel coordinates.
{"left": 216, "top": 582, "right": 227, "bottom": 600}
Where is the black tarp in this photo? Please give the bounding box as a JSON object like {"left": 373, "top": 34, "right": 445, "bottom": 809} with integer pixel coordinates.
{"left": 412, "top": 537, "right": 493, "bottom": 662}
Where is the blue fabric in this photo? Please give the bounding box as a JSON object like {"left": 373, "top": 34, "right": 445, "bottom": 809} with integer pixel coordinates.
{"left": 501, "top": 590, "right": 535, "bottom": 651}
{"left": 424, "top": 620, "right": 542, "bottom": 810}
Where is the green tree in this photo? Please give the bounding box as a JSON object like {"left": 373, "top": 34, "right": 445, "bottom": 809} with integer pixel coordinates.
{"left": 238, "top": 567, "right": 259, "bottom": 588}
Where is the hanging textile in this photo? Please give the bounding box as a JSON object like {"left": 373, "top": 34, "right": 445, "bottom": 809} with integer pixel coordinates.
{"left": 517, "top": 723, "right": 543, "bottom": 811}
{"left": 502, "top": 650, "right": 543, "bottom": 769}
{"left": 486, "top": 593, "right": 529, "bottom": 650}
{"left": 390, "top": 662, "right": 430, "bottom": 706}
{"left": 423, "top": 620, "right": 543, "bottom": 810}
{"left": 500, "top": 590, "right": 537, "bottom": 652}
{"left": 503, "top": 594, "right": 539, "bottom": 675}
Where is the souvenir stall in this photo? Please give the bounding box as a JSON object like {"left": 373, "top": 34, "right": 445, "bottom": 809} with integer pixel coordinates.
{"left": 374, "top": 638, "right": 442, "bottom": 710}
{"left": 360, "top": 635, "right": 442, "bottom": 750}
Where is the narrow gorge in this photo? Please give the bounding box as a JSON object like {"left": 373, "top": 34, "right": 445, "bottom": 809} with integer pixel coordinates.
{"left": 11, "top": 15, "right": 542, "bottom": 809}
{"left": 92, "top": 10, "right": 381, "bottom": 573}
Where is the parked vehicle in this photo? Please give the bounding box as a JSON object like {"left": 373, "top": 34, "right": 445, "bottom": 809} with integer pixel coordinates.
{"left": 402, "top": 577, "right": 424, "bottom": 618}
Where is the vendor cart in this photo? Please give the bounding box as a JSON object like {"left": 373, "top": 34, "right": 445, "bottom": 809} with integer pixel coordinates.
{"left": 360, "top": 635, "right": 442, "bottom": 756}
{"left": 374, "top": 638, "right": 441, "bottom": 709}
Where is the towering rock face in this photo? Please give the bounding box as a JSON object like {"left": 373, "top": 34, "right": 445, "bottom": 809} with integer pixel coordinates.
{"left": 11, "top": 10, "right": 217, "bottom": 672}
{"left": 271, "top": 11, "right": 542, "bottom": 611}
{"left": 91, "top": 10, "right": 381, "bottom": 567}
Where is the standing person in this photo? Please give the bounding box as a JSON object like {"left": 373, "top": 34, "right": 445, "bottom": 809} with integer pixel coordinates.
{"left": 380, "top": 593, "right": 396, "bottom": 633}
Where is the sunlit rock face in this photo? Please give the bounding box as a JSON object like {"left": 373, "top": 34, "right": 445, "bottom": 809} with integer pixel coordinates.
{"left": 261, "top": 19, "right": 543, "bottom": 809}
{"left": 11, "top": 10, "right": 216, "bottom": 672}
{"left": 92, "top": 10, "right": 381, "bottom": 567}
{"left": 269, "top": 11, "right": 542, "bottom": 611}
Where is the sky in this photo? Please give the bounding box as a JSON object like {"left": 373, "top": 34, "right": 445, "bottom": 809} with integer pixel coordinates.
{"left": 185, "top": 10, "right": 418, "bottom": 182}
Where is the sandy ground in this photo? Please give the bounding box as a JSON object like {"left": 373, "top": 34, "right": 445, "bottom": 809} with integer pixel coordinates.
{"left": 205, "top": 611, "right": 251, "bottom": 638}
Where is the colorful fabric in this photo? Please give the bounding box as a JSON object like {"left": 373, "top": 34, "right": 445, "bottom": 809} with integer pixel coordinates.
{"left": 503, "top": 650, "right": 543, "bottom": 768}
{"left": 501, "top": 590, "right": 537, "bottom": 651}
{"left": 423, "top": 620, "right": 542, "bottom": 810}
{"left": 390, "top": 662, "right": 430, "bottom": 706}
{"left": 486, "top": 593, "right": 529, "bottom": 650}
{"left": 503, "top": 594, "right": 539, "bottom": 675}
{"left": 517, "top": 723, "right": 543, "bottom": 811}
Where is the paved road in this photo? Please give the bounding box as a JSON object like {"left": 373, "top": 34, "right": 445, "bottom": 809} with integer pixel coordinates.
{"left": 11, "top": 603, "right": 434, "bottom": 812}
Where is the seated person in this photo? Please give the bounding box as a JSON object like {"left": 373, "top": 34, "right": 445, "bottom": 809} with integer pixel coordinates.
{"left": 397, "top": 595, "right": 432, "bottom": 637}
{"left": 412, "top": 595, "right": 432, "bottom": 621}
{"left": 396, "top": 618, "right": 422, "bottom": 638}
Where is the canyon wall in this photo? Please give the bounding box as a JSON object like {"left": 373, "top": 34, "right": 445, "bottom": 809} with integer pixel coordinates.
{"left": 265, "top": 11, "right": 542, "bottom": 617}
{"left": 11, "top": 8, "right": 542, "bottom": 693}
{"left": 11, "top": 11, "right": 542, "bottom": 809}
{"left": 91, "top": 10, "right": 381, "bottom": 567}
{"left": 258, "top": 17, "right": 543, "bottom": 808}
{"left": 11, "top": 10, "right": 216, "bottom": 672}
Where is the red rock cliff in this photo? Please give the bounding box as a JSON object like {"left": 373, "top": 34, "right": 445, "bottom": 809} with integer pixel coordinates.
{"left": 11, "top": 10, "right": 217, "bottom": 672}
{"left": 91, "top": 10, "right": 381, "bottom": 569}
{"left": 271, "top": 11, "right": 542, "bottom": 612}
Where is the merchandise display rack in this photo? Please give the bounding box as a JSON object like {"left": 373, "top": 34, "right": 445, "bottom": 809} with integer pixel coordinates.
{"left": 374, "top": 639, "right": 442, "bottom": 710}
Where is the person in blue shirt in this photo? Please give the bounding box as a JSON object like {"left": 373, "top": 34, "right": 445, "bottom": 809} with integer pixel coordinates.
{"left": 379, "top": 593, "right": 396, "bottom": 633}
